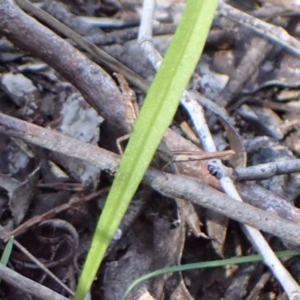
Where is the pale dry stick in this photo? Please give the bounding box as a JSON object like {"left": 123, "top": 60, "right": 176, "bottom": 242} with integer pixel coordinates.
{"left": 139, "top": 0, "right": 156, "bottom": 46}
{"left": 138, "top": 0, "right": 161, "bottom": 70}
{"left": 2, "top": 114, "right": 300, "bottom": 245}
{"left": 235, "top": 159, "right": 300, "bottom": 181}
{"left": 219, "top": 1, "right": 300, "bottom": 59}
{"left": 138, "top": 2, "right": 300, "bottom": 297}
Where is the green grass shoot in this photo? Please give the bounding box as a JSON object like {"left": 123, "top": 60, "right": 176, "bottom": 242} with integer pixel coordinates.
{"left": 123, "top": 250, "right": 300, "bottom": 299}
{"left": 74, "top": 0, "right": 218, "bottom": 299}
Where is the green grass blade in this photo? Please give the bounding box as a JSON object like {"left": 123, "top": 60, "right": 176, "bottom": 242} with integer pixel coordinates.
{"left": 0, "top": 237, "right": 14, "bottom": 285}
{"left": 123, "top": 250, "right": 300, "bottom": 299}
{"left": 74, "top": 1, "right": 218, "bottom": 299}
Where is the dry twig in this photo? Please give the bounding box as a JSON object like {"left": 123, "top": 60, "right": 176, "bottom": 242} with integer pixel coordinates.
{"left": 0, "top": 113, "right": 300, "bottom": 246}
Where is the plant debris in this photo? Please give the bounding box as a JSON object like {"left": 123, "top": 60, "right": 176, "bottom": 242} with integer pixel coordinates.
{"left": 1, "top": 0, "right": 300, "bottom": 299}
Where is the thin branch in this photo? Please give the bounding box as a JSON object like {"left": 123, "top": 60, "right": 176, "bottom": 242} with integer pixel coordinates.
{"left": 236, "top": 159, "right": 300, "bottom": 181}
{"left": 0, "top": 113, "right": 300, "bottom": 247}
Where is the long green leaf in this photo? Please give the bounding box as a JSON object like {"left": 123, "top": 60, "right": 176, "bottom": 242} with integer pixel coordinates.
{"left": 123, "top": 250, "right": 300, "bottom": 299}
{"left": 74, "top": 1, "right": 218, "bottom": 299}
